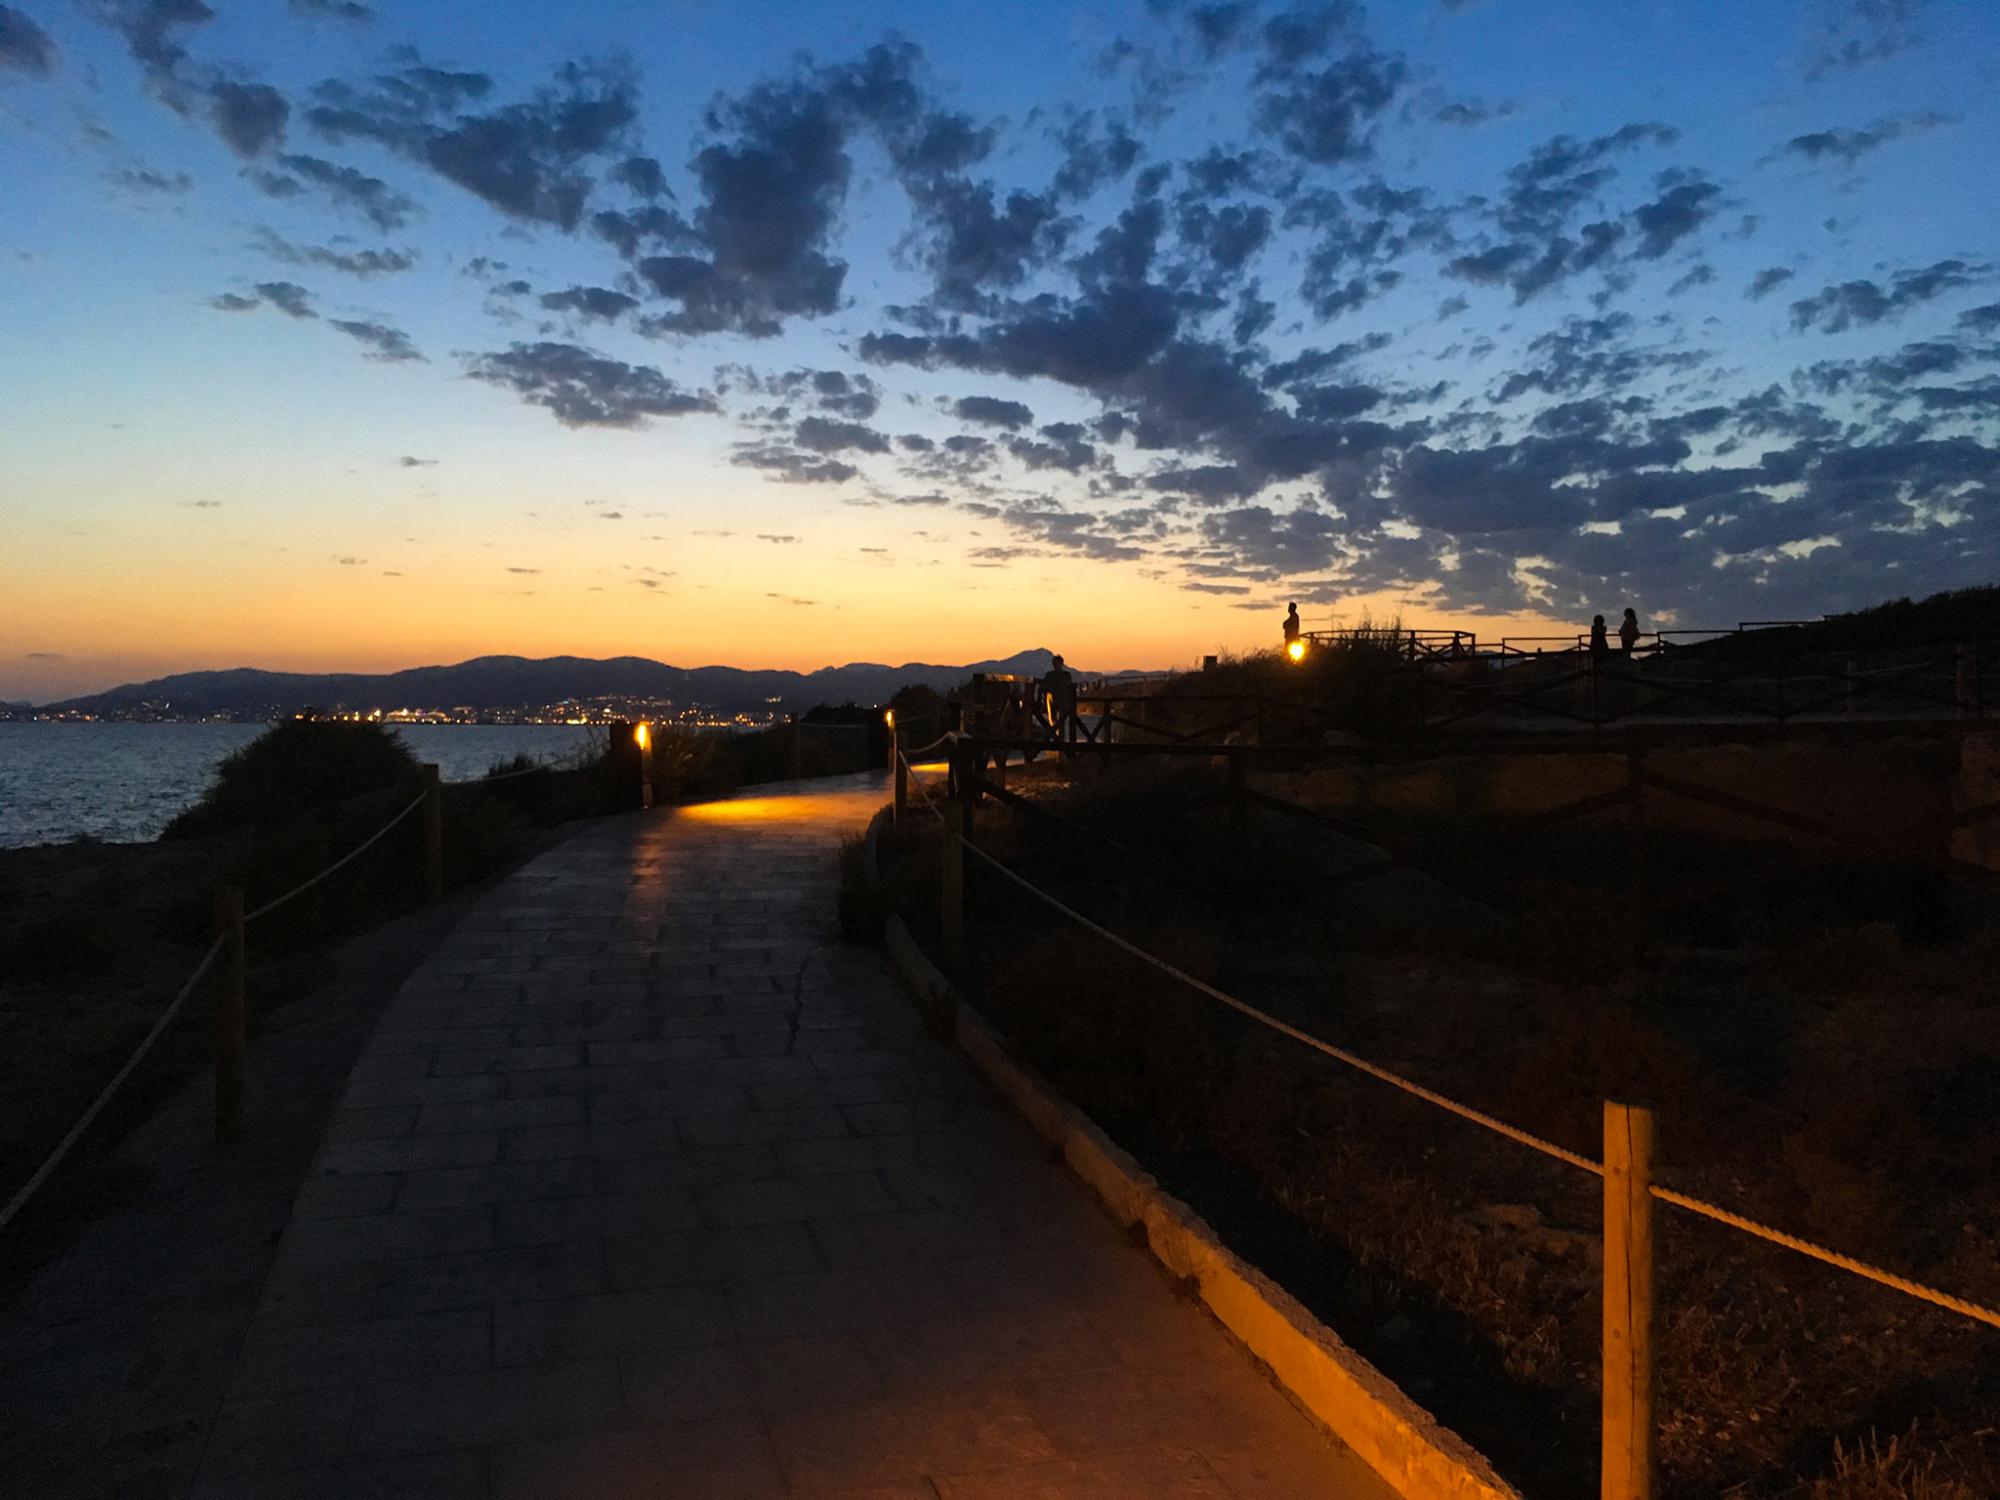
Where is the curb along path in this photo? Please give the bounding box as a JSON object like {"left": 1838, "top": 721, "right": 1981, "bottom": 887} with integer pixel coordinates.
{"left": 191, "top": 772, "right": 1395, "bottom": 1499}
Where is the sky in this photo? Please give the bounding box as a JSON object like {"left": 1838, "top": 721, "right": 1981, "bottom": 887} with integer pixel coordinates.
{"left": 1, "top": 0, "right": 1996, "bottom": 701}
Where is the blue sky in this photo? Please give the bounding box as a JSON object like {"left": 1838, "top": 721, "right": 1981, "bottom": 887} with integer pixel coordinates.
{"left": 2, "top": 0, "right": 1996, "bottom": 698}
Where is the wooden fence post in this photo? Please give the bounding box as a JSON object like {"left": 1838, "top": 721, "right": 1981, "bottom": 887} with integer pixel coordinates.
{"left": 893, "top": 743, "right": 908, "bottom": 827}
{"left": 213, "top": 886, "right": 246, "bottom": 1143}
{"left": 940, "top": 743, "right": 967, "bottom": 974}
{"left": 1228, "top": 748, "right": 1247, "bottom": 840}
{"left": 422, "top": 763, "right": 443, "bottom": 904}
{"left": 1603, "top": 1100, "right": 1657, "bottom": 1500}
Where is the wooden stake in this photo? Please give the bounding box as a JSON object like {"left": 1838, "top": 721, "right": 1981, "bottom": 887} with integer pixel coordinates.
{"left": 1603, "top": 1100, "right": 1657, "bottom": 1500}
{"left": 941, "top": 747, "right": 965, "bottom": 976}
{"left": 893, "top": 742, "right": 908, "bottom": 827}
{"left": 213, "top": 886, "right": 246, "bottom": 1143}
{"left": 421, "top": 763, "right": 443, "bottom": 904}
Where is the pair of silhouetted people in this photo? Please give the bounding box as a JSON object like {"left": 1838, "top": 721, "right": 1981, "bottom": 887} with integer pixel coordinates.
{"left": 1589, "top": 608, "right": 1643, "bottom": 658}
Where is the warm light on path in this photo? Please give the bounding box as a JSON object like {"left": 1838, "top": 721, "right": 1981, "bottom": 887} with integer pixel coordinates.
{"left": 185, "top": 771, "right": 1393, "bottom": 1496}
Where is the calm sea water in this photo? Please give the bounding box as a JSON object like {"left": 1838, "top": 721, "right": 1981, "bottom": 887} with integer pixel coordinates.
{"left": 0, "top": 723, "right": 603, "bottom": 849}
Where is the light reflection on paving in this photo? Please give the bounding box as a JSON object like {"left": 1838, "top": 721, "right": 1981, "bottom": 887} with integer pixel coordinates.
{"left": 190, "top": 771, "right": 1398, "bottom": 1499}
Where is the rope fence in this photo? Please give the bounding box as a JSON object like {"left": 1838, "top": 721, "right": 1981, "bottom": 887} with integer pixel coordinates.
{"left": 890, "top": 730, "right": 2000, "bottom": 1497}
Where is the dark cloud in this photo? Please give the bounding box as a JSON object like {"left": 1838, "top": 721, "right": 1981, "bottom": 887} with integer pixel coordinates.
{"left": 756, "top": 533, "right": 797, "bottom": 543}
{"left": 253, "top": 279, "right": 317, "bottom": 318}
{"left": 1803, "top": 0, "right": 1924, "bottom": 80}
{"left": 792, "top": 415, "right": 890, "bottom": 454}
{"left": 731, "top": 444, "right": 858, "bottom": 484}
{"left": 247, "top": 153, "right": 417, "bottom": 230}
{"left": 1747, "top": 266, "right": 1796, "bottom": 299}
{"left": 330, "top": 318, "right": 423, "bottom": 361}
{"left": 1789, "top": 258, "right": 1985, "bottom": 333}
{"left": 952, "top": 395, "right": 1034, "bottom": 430}
{"left": 1958, "top": 304, "right": 2000, "bottom": 335}
{"left": 0, "top": 6, "right": 57, "bottom": 76}
{"left": 464, "top": 341, "right": 719, "bottom": 428}
{"left": 1767, "top": 110, "right": 1954, "bottom": 167}
{"left": 290, "top": 0, "right": 372, "bottom": 20}
{"left": 110, "top": 165, "right": 192, "bottom": 193}
{"left": 209, "top": 79, "right": 289, "bottom": 157}
{"left": 1253, "top": 47, "right": 1405, "bottom": 166}
{"left": 309, "top": 56, "right": 635, "bottom": 230}
{"left": 397, "top": 455, "right": 435, "bottom": 467}
{"left": 539, "top": 285, "right": 639, "bottom": 322}
{"left": 209, "top": 291, "right": 260, "bottom": 311}
{"left": 254, "top": 227, "right": 414, "bottom": 277}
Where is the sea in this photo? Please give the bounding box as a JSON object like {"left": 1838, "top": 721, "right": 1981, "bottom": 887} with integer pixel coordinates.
{"left": 0, "top": 723, "right": 604, "bottom": 849}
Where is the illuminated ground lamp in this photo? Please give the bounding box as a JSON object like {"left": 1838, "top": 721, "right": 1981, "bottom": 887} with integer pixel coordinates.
{"left": 1286, "top": 639, "right": 1307, "bottom": 663}
{"left": 635, "top": 721, "right": 653, "bottom": 809}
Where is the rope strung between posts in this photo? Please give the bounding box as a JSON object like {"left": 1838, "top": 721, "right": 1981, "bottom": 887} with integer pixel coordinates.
{"left": 462, "top": 757, "right": 567, "bottom": 784}
{"left": 0, "top": 934, "right": 225, "bottom": 1235}
{"left": 896, "top": 745, "right": 947, "bottom": 824}
{"left": 244, "top": 791, "right": 426, "bottom": 922}
{"left": 955, "top": 835, "right": 2000, "bottom": 1333}
{"left": 957, "top": 837, "right": 1601, "bottom": 1175}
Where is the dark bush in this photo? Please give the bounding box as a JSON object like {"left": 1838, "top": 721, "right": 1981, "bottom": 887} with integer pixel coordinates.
{"left": 165, "top": 721, "right": 420, "bottom": 837}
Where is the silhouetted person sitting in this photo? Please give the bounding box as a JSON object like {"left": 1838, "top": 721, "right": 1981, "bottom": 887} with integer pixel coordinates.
{"left": 1619, "top": 607, "right": 1641, "bottom": 657}
{"left": 1282, "top": 602, "right": 1300, "bottom": 645}
{"left": 1588, "top": 614, "right": 1611, "bottom": 658}
{"left": 1041, "top": 654, "right": 1077, "bottom": 738}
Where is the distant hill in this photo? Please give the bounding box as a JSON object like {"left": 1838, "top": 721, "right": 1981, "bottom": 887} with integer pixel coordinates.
{"left": 39, "top": 649, "right": 1138, "bottom": 717}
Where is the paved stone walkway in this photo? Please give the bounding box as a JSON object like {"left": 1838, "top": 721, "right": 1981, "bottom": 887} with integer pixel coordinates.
{"left": 190, "top": 774, "right": 1396, "bottom": 1499}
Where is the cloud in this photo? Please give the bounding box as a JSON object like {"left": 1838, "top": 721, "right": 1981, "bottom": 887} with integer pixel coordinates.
{"left": 505, "top": 565, "right": 540, "bottom": 574}
{"left": 253, "top": 280, "right": 317, "bottom": 318}
{"left": 1766, "top": 110, "right": 1954, "bottom": 168}
{"left": 308, "top": 55, "right": 636, "bottom": 229}
{"left": 290, "top": 0, "right": 372, "bottom": 20}
{"left": 254, "top": 227, "right": 415, "bottom": 276}
{"left": 209, "top": 291, "right": 261, "bottom": 311}
{"left": 247, "top": 153, "right": 417, "bottom": 229}
{"left": 1803, "top": 0, "right": 1924, "bottom": 80}
{"left": 397, "top": 455, "right": 435, "bottom": 467}
{"left": 23, "top": 650, "right": 66, "bottom": 660}
{"left": 539, "top": 285, "right": 639, "bottom": 322}
{"left": 1630, "top": 175, "right": 1722, "bottom": 259}
{"left": 463, "top": 341, "right": 719, "bottom": 428}
{"left": 330, "top": 318, "right": 423, "bottom": 361}
{"left": 1747, "top": 266, "right": 1795, "bottom": 299}
{"left": 731, "top": 444, "right": 858, "bottom": 484}
{"left": 1789, "top": 258, "right": 1985, "bottom": 333}
{"left": 792, "top": 415, "right": 890, "bottom": 454}
{"left": 951, "top": 395, "right": 1035, "bottom": 430}
{"left": 756, "top": 533, "right": 798, "bottom": 543}
{"left": 111, "top": 165, "right": 193, "bottom": 193}
{"left": 0, "top": 6, "right": 58, "bottom": 76}
{"left": 333, "top": 554, "right": 366, "bottom": 565}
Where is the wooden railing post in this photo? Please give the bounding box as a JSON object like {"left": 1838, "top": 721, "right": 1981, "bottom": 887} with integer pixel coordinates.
{"left": 1603, "top": 1100, "right": 1657, "bottom": 1500}
{"left": 421, "top": 763, "right": 443, "bottom": 904}
{"left": 213, "top": 886, "right": 246, "bottom": 1143}
{"left": 1228, "top": 748, "right": 1247, "bottom": 840}
{"left": 940, "top": 742, "right": 967, "bottom": 974}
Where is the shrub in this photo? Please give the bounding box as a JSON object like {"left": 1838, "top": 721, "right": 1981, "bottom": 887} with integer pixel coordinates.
{"left": 165, "top": 721, "right": 420, "bottom": 837}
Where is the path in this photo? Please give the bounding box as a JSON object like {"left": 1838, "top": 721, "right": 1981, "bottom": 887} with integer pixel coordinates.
{"left": 190, "top": 773, "right": 1395, "bottom": 1499}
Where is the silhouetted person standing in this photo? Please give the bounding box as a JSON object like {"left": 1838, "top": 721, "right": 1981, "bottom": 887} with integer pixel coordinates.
{"left": 1589, "top": 614, "right": 1611, "bottom": 659}
{"left": 1282, "top": 602, "right": 1301, "bottom": 645}
{"left": 1041, "top": 653, "right": 1077, "bottom": 740}
{"left": 1619, "top": 607, "right": 1641, "bottom": 657}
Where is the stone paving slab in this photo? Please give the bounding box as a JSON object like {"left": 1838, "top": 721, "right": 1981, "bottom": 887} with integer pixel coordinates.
{"left": 188, "top": 774, "right": 1399, "bottom": 1498}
